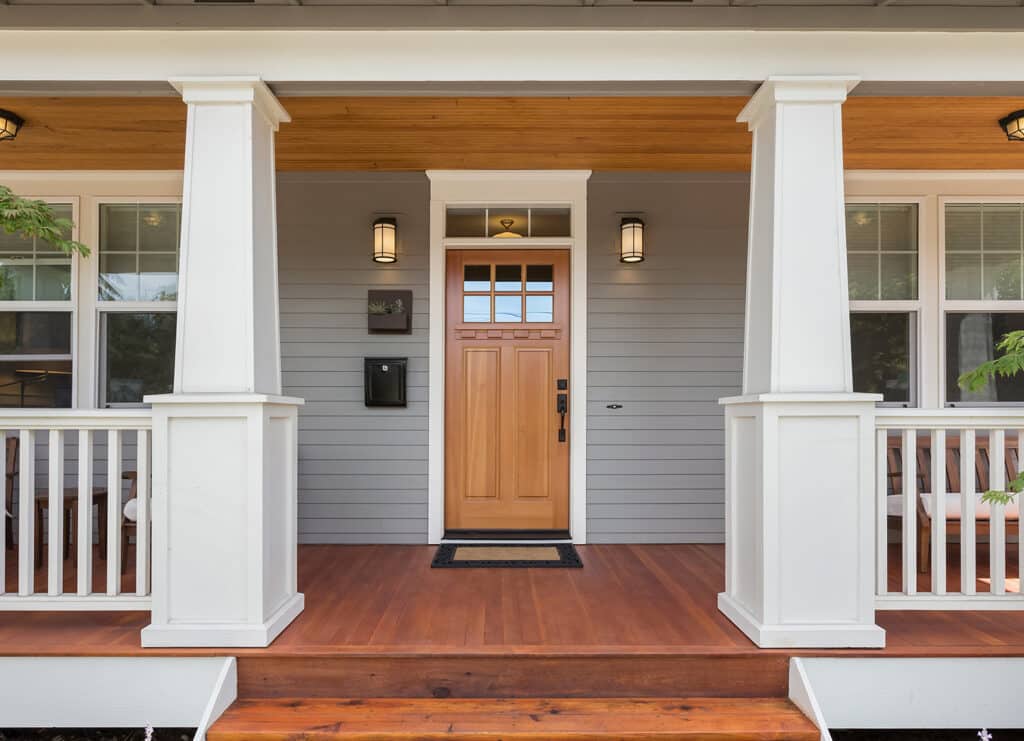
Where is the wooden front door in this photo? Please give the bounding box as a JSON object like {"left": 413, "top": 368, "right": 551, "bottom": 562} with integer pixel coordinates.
{"left": 445, "top": 249, "right": 571, "bottom": 533}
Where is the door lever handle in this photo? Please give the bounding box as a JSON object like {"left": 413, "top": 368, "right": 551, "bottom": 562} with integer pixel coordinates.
{"left": 557, "top": 393, "right": 568, "bottom": 442}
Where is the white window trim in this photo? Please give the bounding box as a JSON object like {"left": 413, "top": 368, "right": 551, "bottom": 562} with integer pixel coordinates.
{"left": 0, "top": 172, "right": 184, "bottom": 409}
{"left": 846, "top": 171, "right": 1024, "bottom": 410}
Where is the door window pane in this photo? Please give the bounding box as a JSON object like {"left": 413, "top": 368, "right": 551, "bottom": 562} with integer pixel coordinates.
{"left": 846, "top": 203, "right": 918, "bottom": 301}
{"left": 99, "top": 203, "right": 181, "bottom": 302}
{"left": 103, "top": 312, "right": 176, "bottom": 406}
{"left": 946, "top": 312, "right": 1024, "bottom": 404}
{"left": 526, "top": 265, "right": 553, "bottom": 291}
{"left": 494, "top": 295, "right": 522, "bottom": 322}
{"left": 851, "top": 312, "right": 914, "bottom": 405}
{"left": 463, "top": 295, "right": 490, "bottom": 322}
{"left": 494, "top": 265, "right": 522, "bottom": 292}
{"left": 526, "top": 295, "right": 553, "bottom": 323}
{"left": 463, "top": 265, "right": 491, "bottom": 292}
{"left": 945, "top": 203, "right": 1024, "bottom": 300}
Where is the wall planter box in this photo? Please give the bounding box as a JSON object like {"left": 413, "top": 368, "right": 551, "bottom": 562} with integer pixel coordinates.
{"left": 367, "top": 290, "right": 412, "bottom": 334}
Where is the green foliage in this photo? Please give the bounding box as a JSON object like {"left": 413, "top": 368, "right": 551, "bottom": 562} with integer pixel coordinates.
{"left": 958, "top": 330, "right": 1024, "bottom": 393}
{"left": 0, "top": 184, "right": 90, "bottom": 257}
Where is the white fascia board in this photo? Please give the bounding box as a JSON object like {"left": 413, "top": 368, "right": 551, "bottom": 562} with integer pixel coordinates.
{"left": 3, "top": 30, "right": 1024, "bottom": 84}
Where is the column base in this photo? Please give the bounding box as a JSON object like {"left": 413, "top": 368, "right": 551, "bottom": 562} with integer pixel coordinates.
{"left": 719, "top": 593, "right": 885, "bottom": 649}
{"left": 142, "top": 593, "right": 304, "bottom": 648}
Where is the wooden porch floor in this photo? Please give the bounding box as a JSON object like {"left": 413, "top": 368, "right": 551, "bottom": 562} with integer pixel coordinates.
{"left": 2, "top": 543, "right": 1024, "bottom": 658}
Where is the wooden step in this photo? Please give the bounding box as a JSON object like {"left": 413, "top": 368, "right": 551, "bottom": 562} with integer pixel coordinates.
{"left": 208, "top": 696, "right": 820, "bottom": 741}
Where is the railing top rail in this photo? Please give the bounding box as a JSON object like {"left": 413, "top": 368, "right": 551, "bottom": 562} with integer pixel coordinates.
{"left": 876, "top": 407, "right": 1024, "bottom": 430}
{"left": 0, "top": 409, "right": 152, "bottom": 431}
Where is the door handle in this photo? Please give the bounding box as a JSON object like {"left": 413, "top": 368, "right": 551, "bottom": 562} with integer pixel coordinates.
{"left": 557, "top": 392, "right": 568, "bottom": 443}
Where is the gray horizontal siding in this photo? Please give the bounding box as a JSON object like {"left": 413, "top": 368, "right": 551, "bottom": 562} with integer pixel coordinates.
{"left": 277, "top": 173, "right": 430, "bottom": 544}
{"left": 586, "top": 173, "right": 748, "bottom": 544}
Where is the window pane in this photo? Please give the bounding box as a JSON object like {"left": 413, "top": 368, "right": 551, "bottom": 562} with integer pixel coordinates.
{"left": 0, "top": 228, "right": 32, "bottom": 255}
{"left": 139, "top": 253, "right": 178, "bottom": 301}
{"left": 983, "top": 252, "right": 1022, "bottom": 300}
{"left": 0, "top": 360, "right": 71, "bottom": 408}
{"left": 845, "top": 206, "right": 878, "bottom": 252}
{"left": 0, "top": 261, "right": 35, "bottom": 301}
{"left": 526, "top": 295, "right": 553, "bottom": 323}
{"left": 851, "top": 313, "right": 913, "bottom": 404}
{"left": 138, "top": 206, "right": 180, "bottom": 253}
{"left": 36, "top": 204, "right": 73, "bottom": 253}
{"left": 447, "top": 208, "right": 486, "bottom": 238}
{"left": 463, "top": 265, "right": 490, "bottom": 292}
{"left": 946, "top": 312, "right": 1024, "bottom": 404}
{"left": 104, "top": 312, "right": 176, "bottom": 405}
{"left": 494, "top": 265, "right": 522, "bottom": 292}
{"left": 99, "top": 253, "right": 139, "bottom": 301}
{"left": 946, "top": 205, "right": 982, "bottom": 251}
{"left": 879, "top": 204, "right": 918, "bottom": 252}
{"left": 463, "top": 295, "right": 490, "bottom": 322}
{"left": 848, "top": 253, "right": 879, "bottom": 301}
{"left": 488, "top": 209, "right": 528, "bottom": 238}
{"left": 530, "top": 208, "right": 571, "bottom": 237}
{"left": 0, "top": 312, "right": 71, "bottom": 355}
{"left": 526, "top": 265, "right": 553, "bottom": 291}
{"left": 946, "top": 253, "right": 982, "bottom": 300}
{"left": 983, "top": 204, "right": 1022, "bottom": 252}
{"left": 880, "top": 253, "right": 917, "bottom": 300}
{"left": 494, "top": 295, "right": 522, "bottom": 322}
{"left": 100, "top": 204, "right": 138, "bottom": 252}
{"left": 35, "top": 263, "right": 71, "bottom": 301}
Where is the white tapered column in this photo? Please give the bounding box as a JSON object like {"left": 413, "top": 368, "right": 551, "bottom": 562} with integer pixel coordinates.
{"left": 718, "top": 77, "right": 885, "bottom": 648}
{"left": 142, "top": 77, "right": 304, "bottom": 648}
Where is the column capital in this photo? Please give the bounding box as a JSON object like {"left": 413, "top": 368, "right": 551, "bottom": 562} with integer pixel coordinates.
{"left": 738, "top": 75, "right": 860, "bottom": 130}
{"left": 170, "top": 75, "right": 291, "bottom": 131}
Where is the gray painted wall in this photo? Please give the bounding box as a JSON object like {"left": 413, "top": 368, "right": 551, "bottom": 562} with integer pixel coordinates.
{"left": 276, "top": 172, "right": 748, "bottom": 544}
{"left": 277, "top": 173, "right": 430, "bottom": 544}
{"left": 586, "top": 174, "right": 748, "bottom": 543}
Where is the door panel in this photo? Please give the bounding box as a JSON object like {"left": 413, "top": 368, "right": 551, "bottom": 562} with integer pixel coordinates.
{"left": 445, "top": 249, "right": 570, "bottom": 532}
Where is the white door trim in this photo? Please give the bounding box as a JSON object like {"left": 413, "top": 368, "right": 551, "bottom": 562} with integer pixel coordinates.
{"left": 426, "top": 170, "right": 591, "bottom": 544}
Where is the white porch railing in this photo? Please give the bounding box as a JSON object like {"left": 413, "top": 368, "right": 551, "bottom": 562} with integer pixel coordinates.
{"left": 875, "top": 408, "right": 1024, "bottom": 610}
{"left": 0, "top": 410, "right": 152, "bottom": 611}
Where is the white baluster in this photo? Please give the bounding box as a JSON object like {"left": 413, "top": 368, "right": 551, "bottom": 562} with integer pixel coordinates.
{"left": 876, "top": 428, "right": 889, "bottom": 596}
{"left": 902, "top": 428, "right": 917, "bottom": 594}
{"left": 1018, "top": 430, "right": 1024, "bottom": 599}
{"left": 47, "top": 429, "right": 64, "bottom": 596}
{"left": 990, "top": 429, "right": 1007, "bottom": 596}
{"left": 961, "top": 429, "right": 977, "bottom": 596}
{"left": 106, "top": 429, "right": 122, "bottom": 596}
{"left": 931, "top": 429, "right": 947, "bottom": 595}
{"left": 135, "top": 429, "right": 149, "bottom": 597}
{"left": 0, "top": 431, "right": 6, "bottom": 596}
{"left": 77, "top": 429, "right": 93, "bottom": 596}
{"left": 17, "top": 429, "right": 34, "bottom": 596}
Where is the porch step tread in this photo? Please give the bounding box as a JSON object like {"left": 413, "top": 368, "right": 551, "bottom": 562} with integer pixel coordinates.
{"left": 207, "top": 696, "right": 819, "bottom": 740}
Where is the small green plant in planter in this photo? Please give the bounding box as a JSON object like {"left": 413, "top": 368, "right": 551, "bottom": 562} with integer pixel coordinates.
{"left": 0, "top": 184, "right": 89, "bottom": 257}
{"left": 957, "top": 329, "right": 1024, "bottom": 505}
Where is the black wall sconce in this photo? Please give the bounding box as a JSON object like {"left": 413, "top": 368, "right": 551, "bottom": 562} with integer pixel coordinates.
{"left": 999, "top": 110, "right": 1024, "bottom": 141}
{"left": 620, "top": 216, "right": 645, "bottom": 263}
{"left": 373, "top": 217, "right": 398, "bottom": 263}
{"left": 0, "top": 110, "right": 24, "bottom": 142}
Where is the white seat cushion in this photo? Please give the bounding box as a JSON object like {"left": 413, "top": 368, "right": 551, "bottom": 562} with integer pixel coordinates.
{"left": 887, "top": 493, "right": 1020, "bottom": 521}
{"left": 123, "top": 497, "right": 138, "bottom": 523}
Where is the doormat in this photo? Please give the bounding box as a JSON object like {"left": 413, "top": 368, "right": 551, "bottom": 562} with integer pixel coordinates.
{"left": 431, "top": 543, "right": 582, "bottom": 569}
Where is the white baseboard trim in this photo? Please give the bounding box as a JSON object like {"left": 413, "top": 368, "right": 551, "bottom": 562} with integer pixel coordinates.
{"left": 142, "top": 592, "right": 304, "bottom": 648}
{"left": 718, "top": 593, "right": 886, "bottom": 649}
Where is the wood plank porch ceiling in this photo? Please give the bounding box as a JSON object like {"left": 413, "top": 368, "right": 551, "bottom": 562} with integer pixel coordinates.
{"left": 2, "top": 96, "right": 1023, "bottom": 171}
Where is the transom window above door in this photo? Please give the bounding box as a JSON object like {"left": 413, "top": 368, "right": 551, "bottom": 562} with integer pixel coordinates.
{"left": 446, "top": 207, "right": 571, "bottom": 239}
{"left": 462, "top": 263, "right": 555, "bottom": 323}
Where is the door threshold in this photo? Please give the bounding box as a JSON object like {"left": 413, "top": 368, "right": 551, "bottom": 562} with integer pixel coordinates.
{"left": 444, "top": 529, "right": 572, "bottom": 541}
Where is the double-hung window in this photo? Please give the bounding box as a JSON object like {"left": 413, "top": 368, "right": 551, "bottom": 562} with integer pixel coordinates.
{"left": 847, "top": 201, "right": 920, "bottom": 406}
{"left": 943, "top": 200, "right": 1024, "bottom": 405}
{"left": 0, "top": 202, "right": 76, "bottom": 408}
{"left": 97, "top": 202, "right": 180, "bottom": 408}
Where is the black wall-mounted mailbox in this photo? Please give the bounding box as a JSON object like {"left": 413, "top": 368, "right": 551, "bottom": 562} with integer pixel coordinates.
{"left": 365, "top": 357, "right": 408, "bottom": 407}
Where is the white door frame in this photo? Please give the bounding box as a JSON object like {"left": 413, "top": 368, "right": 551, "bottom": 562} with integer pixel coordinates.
{"left": 426, "top": 170, "right": 591, "bottom": 544}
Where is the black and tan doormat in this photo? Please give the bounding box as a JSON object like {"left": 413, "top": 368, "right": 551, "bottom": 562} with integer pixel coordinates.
{"left": 431, "top": 543, "right": 583, "bottom": 569}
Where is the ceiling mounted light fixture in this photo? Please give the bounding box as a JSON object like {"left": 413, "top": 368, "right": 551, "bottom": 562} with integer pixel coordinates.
{"left": 493, "top": 218, "right": 524, "bottom": 239}
{"left": 999, "top": 110, "right": 1024, "bottom": 141}
{"left": 0, "top": 110, "right": 24, "bottom": 142}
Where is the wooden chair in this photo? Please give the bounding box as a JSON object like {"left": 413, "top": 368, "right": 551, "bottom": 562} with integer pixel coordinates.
{"left": 886, "top": 434, "right": 1021, "bottom": 573}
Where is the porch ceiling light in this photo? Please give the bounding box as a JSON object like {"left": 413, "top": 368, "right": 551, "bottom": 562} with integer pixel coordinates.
{"left": 620, "top": 217, "right": 645, "bottom": 263}
{"left": 493, "top": 218, "right": 524, "bottom": 239}
{"left": 0, "top": 109, "right": 24, "bottom": 142}
{"left": 999, "top": 110, "right": 1024, "bottom": 141}
{"left": 373, "top": 217, "right": 398, "bottom": 264}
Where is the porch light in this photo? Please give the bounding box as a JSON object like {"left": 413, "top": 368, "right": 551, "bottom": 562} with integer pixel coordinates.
{"left": 620, "top": 217, "right": 645, "bottom": 263}
{"left": 493, "top": 218, "right": 524, "bottom": 239}
{"left": 999, "top": 110, "right": 1024, "bottom": 141}
{"left": 0, "top": 109, "right": 24, "bottom": 142}
{"left": 373, "top": 217, "right": 398, "bottom": 264}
